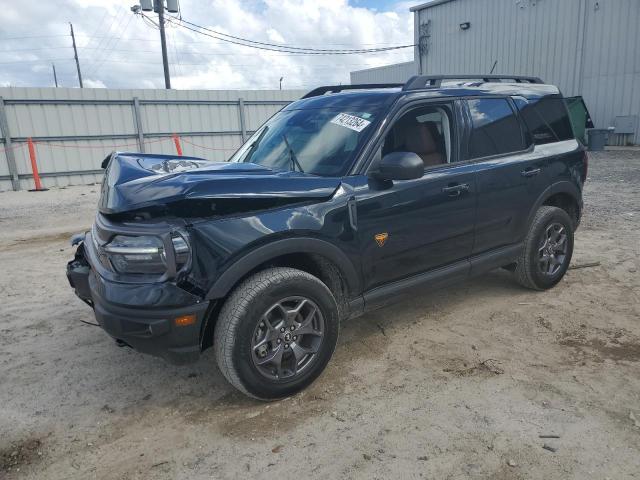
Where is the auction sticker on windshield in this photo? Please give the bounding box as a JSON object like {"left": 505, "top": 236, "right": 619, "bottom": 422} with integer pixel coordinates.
{"left": 330, "top": 113, "right": 371, "bottom": 132}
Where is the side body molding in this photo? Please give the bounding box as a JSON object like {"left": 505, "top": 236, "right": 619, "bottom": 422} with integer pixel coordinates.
{"left": 205, "top": 237, "right": 362, "bottom": 300}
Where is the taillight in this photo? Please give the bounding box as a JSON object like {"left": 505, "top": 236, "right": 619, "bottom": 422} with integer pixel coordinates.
{"left": 581, "top": 150, "right": 588, "bottom": 183}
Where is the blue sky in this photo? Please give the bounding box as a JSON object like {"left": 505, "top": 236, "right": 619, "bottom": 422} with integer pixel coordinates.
{"left": 352, "top": 0, "right": 407, "bottom": 10}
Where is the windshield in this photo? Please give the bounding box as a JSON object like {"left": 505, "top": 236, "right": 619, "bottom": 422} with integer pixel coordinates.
{"left": 229, "top": 108, "right": 377, "bottom": 176}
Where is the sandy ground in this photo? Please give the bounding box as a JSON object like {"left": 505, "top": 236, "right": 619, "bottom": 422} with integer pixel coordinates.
{"left": 0, "top": 151, "right": 638, "bottom": 480}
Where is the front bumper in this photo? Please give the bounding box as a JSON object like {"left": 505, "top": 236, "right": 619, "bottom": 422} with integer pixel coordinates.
{"left": 67, "top": 241, "right": 210, "bottom": 365}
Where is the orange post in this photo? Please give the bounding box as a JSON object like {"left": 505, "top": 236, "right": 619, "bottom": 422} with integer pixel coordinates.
{"left": 27, "top": 137, "right": 46, "bottom": 191}
{"left": 172, "top": 134, "right": 183, "bottom": 156}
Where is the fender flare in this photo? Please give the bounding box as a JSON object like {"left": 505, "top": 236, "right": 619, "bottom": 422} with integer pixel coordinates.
{"left": 205, "top": 237, "right": 362, "bottom": 300}
{"left": 526, "top": 181, "right": 582, "bottom": 228}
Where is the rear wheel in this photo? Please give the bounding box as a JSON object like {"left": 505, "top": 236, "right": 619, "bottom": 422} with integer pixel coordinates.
{"left": 214, "top": 267, "right": 339, "bottom": 400}
{"left": 514, "top": 206, "right": 574, "bottom": 290}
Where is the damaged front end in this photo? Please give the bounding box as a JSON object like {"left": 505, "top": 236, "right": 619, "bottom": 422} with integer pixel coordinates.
{"left": 66, "top": 211, "right": 211, "bottom": 365}
{"left": 98, "top": 151, "right": 341, "bottom": 217}
{"left": 67, "top": 152, "right": 341, "bottom": 364}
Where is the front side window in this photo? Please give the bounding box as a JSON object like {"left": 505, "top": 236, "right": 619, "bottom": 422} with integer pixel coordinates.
{"left": 230, "top": 108, "right": 377, "bottom": 177}
{"left": 380, "top": 104, "right": 453, "bottom": 168}
{"left": 467, "top": 98, "right": 526, "bottom": 159}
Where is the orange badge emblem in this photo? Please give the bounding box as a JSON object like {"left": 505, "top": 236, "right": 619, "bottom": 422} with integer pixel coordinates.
{"left": 374, "top": 233, "right": 388, "bottom": 247}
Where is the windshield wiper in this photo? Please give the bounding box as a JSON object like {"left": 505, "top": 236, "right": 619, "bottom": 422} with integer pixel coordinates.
{"left": 282, "top": 134, "right": 304, "bottom": 173}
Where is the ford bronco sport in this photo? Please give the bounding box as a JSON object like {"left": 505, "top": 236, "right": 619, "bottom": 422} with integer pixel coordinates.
{"left": 67, "top": 75, "right": 590, "bottom": 400}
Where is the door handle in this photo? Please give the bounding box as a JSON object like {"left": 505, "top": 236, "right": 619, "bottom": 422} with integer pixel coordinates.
{"left": 521, "top": 167, "right": 541, "bottom": 178}
{"left": 442, "top": 183, "right": 470, "bottom": 196}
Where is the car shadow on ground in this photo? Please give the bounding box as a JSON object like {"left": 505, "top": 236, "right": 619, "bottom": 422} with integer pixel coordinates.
{"left": 77, "top": 267, "right": 528, "bottom": 415}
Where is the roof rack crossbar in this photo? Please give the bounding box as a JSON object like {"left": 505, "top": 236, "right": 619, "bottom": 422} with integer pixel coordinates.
{"left": 302, "top": 83, "right": 403, "bottom": 99}
{"left": 402, "top": 74, "right": 544, "bottom": 90}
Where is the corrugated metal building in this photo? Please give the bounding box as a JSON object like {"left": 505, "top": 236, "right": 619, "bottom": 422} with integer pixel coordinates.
{"left": 411, "top": 0, "right": 640, "bottom": 144}
{"left": 351, "top": 0, "right": 639, "bottom": 144}
{"left": 350, "top": 61, "right": 417, "bottom": 84}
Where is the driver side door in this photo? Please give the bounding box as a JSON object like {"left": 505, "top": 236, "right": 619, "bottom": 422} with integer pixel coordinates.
{"left": 354, "top": 101, "right": 476, "bottom": 306}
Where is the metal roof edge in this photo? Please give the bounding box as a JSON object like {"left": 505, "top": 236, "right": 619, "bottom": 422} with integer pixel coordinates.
{"left": 350, "top": 61, "right": 416, "bottom": 75}
{"left": 410, "top": 0, "right": 458, "bottom": 12}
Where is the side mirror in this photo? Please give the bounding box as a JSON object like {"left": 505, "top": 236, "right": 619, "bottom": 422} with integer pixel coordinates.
{"left": 374, "top": 151, "right": 424, "bottom": 181}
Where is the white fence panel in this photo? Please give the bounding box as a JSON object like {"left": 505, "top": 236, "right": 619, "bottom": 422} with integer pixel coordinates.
{"left": 0, "top": 87, "right": 304, "bottom": 191}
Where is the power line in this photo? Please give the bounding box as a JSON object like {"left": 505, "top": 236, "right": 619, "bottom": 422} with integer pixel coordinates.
{"left": 0, "top": 34, "right": 69, "bottom": 41}
{"left": 88, "top": 14, "right": 134, "bottom": 77}
{"left": 166, "top": 18, "right": 414, "bottom": 55}
{"left": 0, "top": 46, "right": 73, "bottom": 53}
{"left": 169, "top": 27, "right": 182, "bottom": 78}
{"left": 1, "top": 32, "right": 406, "bottom": 48}
{"left": 81, "top": 8, "right": 110, "bottom": 50}
{"left": 70, "top": 46, "right": 408, "bottom": 57}
{"left": 87, "top": 10, "right": 131, "bottom": 75}
{"left": 173, "top": 17, "right": 415, "bottom": 54}
{"left": 0, "top": 58, "right": 75, "bottom": 65}
{"left": 84, "top": 8, "right": 128, "bottom": 76}
{"left": 0, "top": 55, "right": 403, "bottom": 66}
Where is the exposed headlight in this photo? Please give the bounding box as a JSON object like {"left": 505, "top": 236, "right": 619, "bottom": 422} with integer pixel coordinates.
{"left": 105, "top": 235, "right": 165, "bottom": 274}
{"left": 171, "top": 232, "right": 191, "bottom": 271}
{"left": 104, "top": 233, "right": 191, "bottom": 275}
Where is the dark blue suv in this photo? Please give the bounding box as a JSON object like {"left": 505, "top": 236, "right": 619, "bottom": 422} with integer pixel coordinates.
{"left": 67, "top": 75, "right": 590, "bottom": 400}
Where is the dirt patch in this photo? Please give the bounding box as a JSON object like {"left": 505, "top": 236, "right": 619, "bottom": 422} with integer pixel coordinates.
{"left": 443, "top": 358, "right": 505, "bottom": 376}
{"left": 0, "top": 231, "right": 76, "bottom": 250}
{"left": 537, "top": 316, "right": 553, "bottom": 331}
{"left": 190, "top": 330, "right": 379, "bottom": 439}
{"left": 0, "top": 152, "right": 639, "bottom": 479}
{"left": 559, "top": 336, "right": 640, "bottom": 363}
{"left": 0, "top": 437, "right": 44, "bottom": 476}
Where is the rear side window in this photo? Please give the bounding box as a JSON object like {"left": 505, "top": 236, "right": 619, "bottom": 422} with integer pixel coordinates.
{"left": 467, "top": 98, "right": 526, "bottom": 159}
{"left": 517, "top": 97, "right": 574, "bottom": 145}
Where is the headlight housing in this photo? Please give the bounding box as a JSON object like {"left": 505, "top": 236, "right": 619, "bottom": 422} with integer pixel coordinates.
{"left": 103, "top": 232, "right": 191, "bottom": 275}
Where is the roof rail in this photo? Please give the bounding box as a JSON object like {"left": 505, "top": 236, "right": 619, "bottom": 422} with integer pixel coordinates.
{"left": 402, "top": 74, "right": 544, "bottom": 90}
{"left": 302, "top": 83, "right": 403, "bottom": 99}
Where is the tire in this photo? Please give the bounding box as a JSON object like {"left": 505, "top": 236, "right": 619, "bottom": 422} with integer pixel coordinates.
{"left": 214, "top": 267, "right": 340, "bottom": 400}
{"left": 514, "top": 206, "right": 574, "bottom": 290}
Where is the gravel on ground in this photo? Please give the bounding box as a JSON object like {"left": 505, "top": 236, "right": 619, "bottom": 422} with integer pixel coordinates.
{"left": 0, "top": 150, "right": 638, "bottom": 479}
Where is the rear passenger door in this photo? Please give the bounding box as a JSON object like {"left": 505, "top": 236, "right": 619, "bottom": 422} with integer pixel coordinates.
{"left": 465, "top": 97, "right": 550, "bottom": 255}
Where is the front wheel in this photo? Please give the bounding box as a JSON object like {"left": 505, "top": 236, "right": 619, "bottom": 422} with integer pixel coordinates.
{"left": 214, "top": 267, "right": 339, "bottom": 400}
{"left": 514, "top": 206, "right": 574, "bottom": 290}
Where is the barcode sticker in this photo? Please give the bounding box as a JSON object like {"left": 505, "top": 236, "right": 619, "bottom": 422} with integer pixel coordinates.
{"left": 330, "top": 113, "right": 371, "bottom": 132}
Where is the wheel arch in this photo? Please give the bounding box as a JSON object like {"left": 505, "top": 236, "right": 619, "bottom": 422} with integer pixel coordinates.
{"left": 200, "top": 238, "right": 359, "bottom": 351}
{"left": 528, "top": 181, "right": 582, "bottom": 229}
{"left": 205, "top": 237, "right": 361, "bottom": 302}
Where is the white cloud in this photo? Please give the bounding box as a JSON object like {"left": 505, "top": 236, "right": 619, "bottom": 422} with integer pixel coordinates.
{"left": 266, "top": 29, "right": 285, "bottom": 44}
{"left": 0, "top": 0, "right": 414, "bottom": 91}
{"left": 83, "top": 78, "right": 107, "bottom": 88}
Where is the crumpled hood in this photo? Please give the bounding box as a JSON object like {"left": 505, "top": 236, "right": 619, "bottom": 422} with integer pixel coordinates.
{"left": 98, "top": 152, "right": 342, "bottom": 214}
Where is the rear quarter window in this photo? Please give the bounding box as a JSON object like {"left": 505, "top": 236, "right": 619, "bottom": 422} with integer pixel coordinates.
{"left": 516, "top": 96, "right": 574, "bottom": 145}
{"left": 467, "top": 98, "right": 526, "bottom": 159}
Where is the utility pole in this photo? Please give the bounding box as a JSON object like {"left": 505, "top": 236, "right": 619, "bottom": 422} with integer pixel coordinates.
{"left": 69, "top": 23, "right": 83, "bottom": 88}
{"left": 52, "top": 63, "right": 59, "bottom": 87}
{"left": 154, "top": 0, "right": 171, "bottom": 89}
{"left": 132, "top": 0, "right": 176, "bottom": 88}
